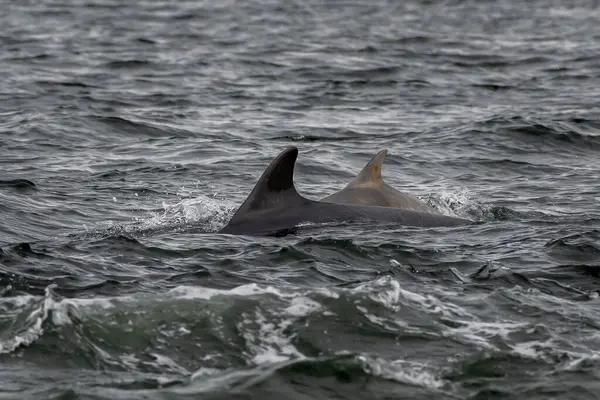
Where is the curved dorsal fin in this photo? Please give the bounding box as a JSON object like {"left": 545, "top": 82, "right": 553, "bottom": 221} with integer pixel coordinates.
{"left": 345, "top": 149, "right": 387, "bottom": 188}
{"left": 225, "top": 147, "right": 309, "bottom": 225}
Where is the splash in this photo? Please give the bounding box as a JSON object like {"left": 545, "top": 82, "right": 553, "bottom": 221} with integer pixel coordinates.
{"left": 81, "top": 191, "right": 237, "bottom": 238}
{"left": 0, "top": 285, "right": 57, "bottom": 354}
{"left": 155, "top": 193, "right": 235, "bottom": 231}
{"left": 424, "top": 187, "right": 474, "bottom": 218}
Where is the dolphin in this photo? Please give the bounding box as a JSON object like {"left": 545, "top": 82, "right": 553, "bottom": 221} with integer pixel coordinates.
{"left": 320, "top": 149, "right": 437, "bottom": 213}
{"left": 219, "top": 147, "right": 471, "bottom": 236}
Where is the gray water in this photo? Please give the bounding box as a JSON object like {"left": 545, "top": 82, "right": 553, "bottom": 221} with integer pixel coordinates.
{"left": 1, "top": 0, "right": 600, "bottom": 399}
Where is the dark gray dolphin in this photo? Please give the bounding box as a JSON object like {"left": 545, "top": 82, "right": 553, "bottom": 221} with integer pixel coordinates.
{"left": 320, "top": 149, "right": 436, "bottom": 213}
{"left": 219, "top": 147, "right": 471, "bottom": 236}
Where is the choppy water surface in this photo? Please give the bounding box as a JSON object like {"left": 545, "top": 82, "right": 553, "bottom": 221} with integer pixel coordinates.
{"left": 2, "top": 0, "right": 600, "bottom": 399}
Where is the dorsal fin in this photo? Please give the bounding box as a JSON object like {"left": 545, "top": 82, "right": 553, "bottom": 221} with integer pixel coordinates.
{"left": 345, "top": 149, "right": 387, "bottom": 189}
{"left": 225, "top": 147, "right": 310, "bottom": 225}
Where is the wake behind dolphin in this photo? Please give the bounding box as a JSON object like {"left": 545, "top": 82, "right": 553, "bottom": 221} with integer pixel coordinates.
{"left": 219, "top": 147, "right": 471, "bottom": 236}
{"left": 320, "top": 149, "right": 436, "bottom": 213}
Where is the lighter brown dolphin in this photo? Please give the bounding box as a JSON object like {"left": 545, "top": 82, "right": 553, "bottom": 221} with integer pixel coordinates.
{"left": 320, "top": 149, "right": 437, "bottom": 213}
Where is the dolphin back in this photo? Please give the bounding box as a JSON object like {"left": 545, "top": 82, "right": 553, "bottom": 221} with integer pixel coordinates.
{"left": 220, "top": 147, "right": 472, "bottom": 236}
{"left": 321, "top": 149, "right": 436, "bottom": 213}
{"left": 219, "top": 147, "right": 312, "bottom": 234}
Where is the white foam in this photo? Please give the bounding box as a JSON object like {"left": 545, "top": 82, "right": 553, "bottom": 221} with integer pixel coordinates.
{"left": 445, "top": 320, "right": 530, "bottom": 350}
{"left": 5, "top": 275, "right": 582, "bottom": 376}
{"left": 189, "top": 367, "right": 222, "bottom": 381}
{"left": 0, "top": 287, "right": 54, "bottom": 354}
{"left": 0, "top": 293, "right": 36, "bottom": 309}
{"left": 166, "top": 282, "right": 342, "bottom": 304}
{"left": 119, "top": 353, "right": 143, "bottom": 370}
{"left": 344, "top": 276, "right": 540, "bottom": 354}
{"left": 0, "top": 288, "right": 139, "bottom": 356}
{"left": 358, "top": 355, "right": 444, "bottom": 390}
{"left": 284, "top": 296, "right": 322, "bottom": 317}
{"left": 357, "top": 305, "right": 409, "bottom": 330}
{"left": 238, "top": 308, "right": 305, "bottom": 365}
{"left": 349, "top": 276, "right": 470, "bottom": 319}
{"left": 184, "top": 367, "right": 264, "bottom": 393}
{"left": 510, "top": 340, "right": 548, "bottom": 360}
{"left": 149, "top": 353, "right": 189, "bottom": 375}
{"left": 179, "top": 326, "right": 191, "bottom": 335}
{"left": 166, "top": 282, "right": 288, "bottom": 301}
